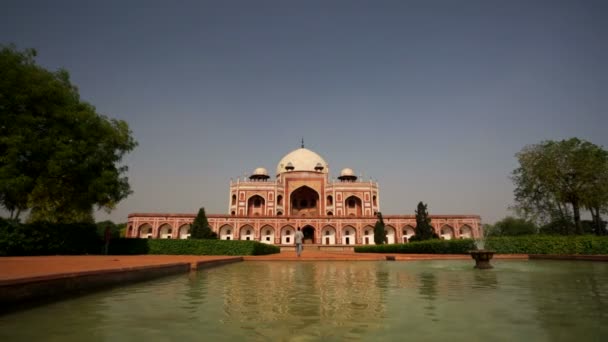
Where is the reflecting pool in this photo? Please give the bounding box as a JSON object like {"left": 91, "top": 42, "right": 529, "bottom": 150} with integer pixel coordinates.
{"left": 1, "top": 260, "right": 607, "bottom": 341}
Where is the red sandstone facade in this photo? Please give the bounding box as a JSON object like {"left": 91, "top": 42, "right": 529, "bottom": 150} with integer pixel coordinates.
{"left": 127, "top": 147, "right": 482, "bottom": 244}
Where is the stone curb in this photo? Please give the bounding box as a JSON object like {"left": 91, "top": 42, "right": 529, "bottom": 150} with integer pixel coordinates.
{"left": 0, "top": 257, "right": 243, "bottom": 310}
{"left": 529, "top": 254, "right": 608, "bottom": 261}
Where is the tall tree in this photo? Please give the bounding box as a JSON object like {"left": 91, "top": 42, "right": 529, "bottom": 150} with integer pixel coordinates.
{"left": 411, "top": 202, "right": 438, "bottom": 241}
{"left": 373, "top": 212, "right": 385, "bottom": 244}
{"left": 579, "top": 145, "right": 608, "bottom": 235}
{"left": 513, "top": 138, "right": 608, "bottom": 234}
{"left": 487, "top": 216, "right": 537, "bottom": 236}
{"left": 190, "top": 207, "right": 217, "bottom": 239}
{"left": 0, "top": 45, "right": 137, "bottom": 222}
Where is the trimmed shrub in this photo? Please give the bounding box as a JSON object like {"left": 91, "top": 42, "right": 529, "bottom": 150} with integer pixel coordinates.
{"left": 0, "top": 218, "right": 102, "bottom": 256}
{"left": 485, "top": 235, "right": 608, "bottom": 254}
{"left": 108, "top": 238, "right": 280, "bottom": 256}
{"left": 354, "top": 236, "right": 608, "bottom": 255}
{"left": 355, "top": 239, "right": 476, "bottom": 254}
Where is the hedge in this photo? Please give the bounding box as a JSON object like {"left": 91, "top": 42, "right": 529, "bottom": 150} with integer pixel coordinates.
{"left": 354, "top": 236, "right": 608, "bottom": 255}
{"left": 108, "top": 238, "right": 280, "bottom": 256}
{"left": 355, "top": 239, "right": 475, "bottom": 254}
{"left": 485, "top": 235, "right": 608, "bottom": 255}
{"left": 0, "top": 218, "right": 101, "bottom": 256}
{"left": 0, "top": 218, "right": 280, "bottom": 256}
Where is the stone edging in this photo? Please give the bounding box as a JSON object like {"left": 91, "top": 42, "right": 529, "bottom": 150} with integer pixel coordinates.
{"left": 529, "top": 254, "right": 608, "bottom": 261}
{"left": 0, "top": 257, "right": 244, "bottom": 311}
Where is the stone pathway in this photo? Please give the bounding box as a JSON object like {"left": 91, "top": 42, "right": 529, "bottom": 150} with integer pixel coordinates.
{"left": 1, "top": 252, "right": 529, "bottom": 283}
{"left": 0, "top": 255, "right": 239, "bottom": 283}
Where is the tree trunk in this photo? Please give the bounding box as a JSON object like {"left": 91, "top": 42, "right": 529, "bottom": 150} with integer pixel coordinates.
{"left": 572, "top": 200, "right": 582, "bottom": 234}
{"left": 591, "top": 207, "right": 604, "bottom": 235}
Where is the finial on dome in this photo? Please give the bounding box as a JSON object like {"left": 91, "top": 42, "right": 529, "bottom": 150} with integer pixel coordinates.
{"left": 301, "top": 137, "right": 304, "bottom": 148}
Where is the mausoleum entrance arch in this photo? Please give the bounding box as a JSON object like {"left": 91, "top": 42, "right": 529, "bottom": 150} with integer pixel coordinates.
{"left": 302, "top": 225, "right": 315, "bottom": 244}
{"left": 290, "top": 186, "right": 320, "bottom": 216}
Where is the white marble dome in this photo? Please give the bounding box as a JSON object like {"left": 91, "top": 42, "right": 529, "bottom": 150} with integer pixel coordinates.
{"left": 276, "top": 148, "right": 329, "bottom": 174}
{"left": 340, "top": 168, "right": 355, "bottom": 176}
{"left": 252, "top": 167, "right": 268, "bottom": 176}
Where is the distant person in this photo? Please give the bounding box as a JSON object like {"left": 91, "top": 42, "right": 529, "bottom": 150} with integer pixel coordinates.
{"left": 294, "top": 227, "right": 304, "bottom": 257}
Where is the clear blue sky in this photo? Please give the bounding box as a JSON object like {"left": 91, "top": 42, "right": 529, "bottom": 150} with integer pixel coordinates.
{"left": 1, "top": 0, "right": 606, "bottom": 224}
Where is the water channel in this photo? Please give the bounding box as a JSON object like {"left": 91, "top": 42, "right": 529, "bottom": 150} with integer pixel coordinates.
{"left": 1, "top": 260, "right": 606, "bottom": 341}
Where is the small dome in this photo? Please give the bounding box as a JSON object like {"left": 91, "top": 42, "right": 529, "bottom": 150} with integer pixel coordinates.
{"left": 338, "top": 167, "right": 357, "bottom": 181}
{"left": 340, "top": 168, "right": 355, "bottom": 176}
{"left": 253, "top": 167, "right": 268, "bottom": 176}
{"left": 249, "top": 167, "right": 270, "bottom": 180}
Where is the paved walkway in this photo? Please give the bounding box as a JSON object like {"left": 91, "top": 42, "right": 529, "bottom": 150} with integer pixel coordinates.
{"left": 0, "top": 255, "right": 238, "bottom": 283}
{"left": 1, "top": 252, "right": 528, "bottom": 283}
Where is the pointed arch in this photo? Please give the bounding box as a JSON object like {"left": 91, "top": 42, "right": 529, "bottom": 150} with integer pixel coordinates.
{"left": 341, "top": 225, "right": 357, "bottom": 245}
{"left": 240, "top": 224, "right": 254, "bottom": 241}
{"left": 159, "top": 223, "right": 173, "bottom": 239}
{"left": 289, "top": 186, "right": 320, "bottom": 216}
{"left": 219, "top": 224, "right": 234, "bottom": 240}
{"left": 321, "top": 225, "right": 336, "bottom": 245}
{"left": 281, "top": 225, "right": 295, "bottom": 244}
{"left": 138, "top": 223, "right": 153, "bottom": 238}
{"left": 179, "top": 224, "right": 191, "bottom": 239}
{"left": 344, "top": 196, "right": 362, "bottom": 216}
{"left": 459, "top": 224, "right": 472, "bottom": 239}
{"left": 362, "top": 225, "right": 375, "bottom": 245}
{"left": 247, "top": 195, "right": 266, "bottom": 216}
{"left": 260, "top": 225, "right": 275, "bottom": 244}
{"left": 402, "top": 225, "right": 415, "bottom": 243}
{"left": 385, "top": 225, "right": 396, "bottom": 244}
{"left": 441, "top": 225, "right": 454, "bottom": 240}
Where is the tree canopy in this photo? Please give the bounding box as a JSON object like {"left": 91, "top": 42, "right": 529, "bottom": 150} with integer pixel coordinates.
{"left": 485, "top": 216, "right": 537, "bottom": 237}
{"left": 189, "top": 207, "right": 217, "bottom": 239}
{"left": 0, "top": 45, "right": 137, "bottom": 222}
{"left": 512, "top": 138, "right": 608, "bottom": 235}
{"left": 410, "top": 201, "right": 438, "bottom": 241}
{"left": 373, "top": 212, "right": 385, "bottom": 244}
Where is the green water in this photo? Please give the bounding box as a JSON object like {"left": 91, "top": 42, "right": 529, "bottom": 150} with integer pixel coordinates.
{"left": 1, "top": 260, "right": 607, "bottom": 341}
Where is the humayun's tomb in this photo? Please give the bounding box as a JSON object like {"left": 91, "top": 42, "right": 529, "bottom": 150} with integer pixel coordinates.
{"left": 127, "top": 145, "right": 482, "bottom": 246}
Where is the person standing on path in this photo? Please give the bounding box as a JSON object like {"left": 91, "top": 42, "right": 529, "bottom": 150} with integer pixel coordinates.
{"left": 294, "top": 227, "right": 304, "bottom": 257}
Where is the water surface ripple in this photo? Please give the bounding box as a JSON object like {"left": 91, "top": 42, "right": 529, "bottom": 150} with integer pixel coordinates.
{"left": 0, "top": 260, "right": 606, "bottom": 341}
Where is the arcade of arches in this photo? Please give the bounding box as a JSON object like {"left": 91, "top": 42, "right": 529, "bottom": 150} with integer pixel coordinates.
{"left": 127, "top": 214, "right": 481, "bottom": 245}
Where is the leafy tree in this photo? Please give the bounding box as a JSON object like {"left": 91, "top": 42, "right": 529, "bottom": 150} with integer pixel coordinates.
{"left": 539, "top": 218, "right": 576, "bottom": 235}
{"left": 512, "top": 138, "right": 608, "bottom": 234}
{"left": 410, "top": 202, "right": 438, "bottom": 241}
{"left": 580, "top": 148, "right": 608, "bottom": 235}
{"left": 190, "top": 207, "right": 217, "bottom": 239}
{"left": 487, "top": 216, "right": 537, "bottom": 236}
{"left": 482, "top": 223, "right": 495, "bottom": 237}
{"left": 373, "top": 212, "right": 385, "bottom": 244}
{"left": 95, "top": 220, "right": 126, "bottom": 239}
{"left": 0, "top": 45, "right": 137, "bottom": 223}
